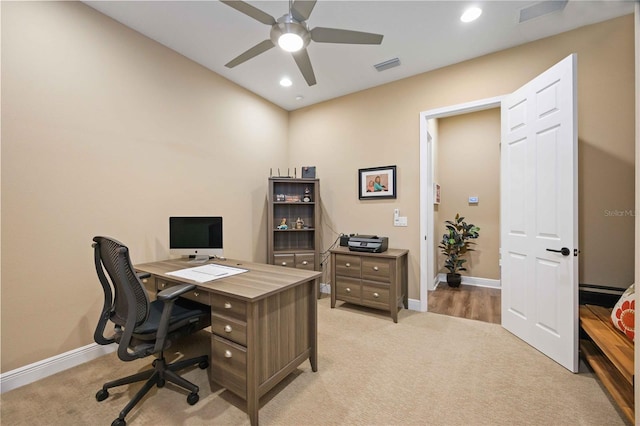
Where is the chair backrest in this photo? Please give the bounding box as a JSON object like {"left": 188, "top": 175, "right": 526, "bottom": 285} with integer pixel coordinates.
{"left": 92, "top": 236, "right": 150, "bottom": 350}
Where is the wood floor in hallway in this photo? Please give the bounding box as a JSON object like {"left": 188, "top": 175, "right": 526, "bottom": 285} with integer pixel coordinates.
{"left": 428, "top": 283, "right": 501, "bottom": 324}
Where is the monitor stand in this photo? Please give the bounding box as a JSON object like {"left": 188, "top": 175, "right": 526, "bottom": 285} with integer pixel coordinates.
{"left": 188, "top": 255, "right": 209, "bottom": 264}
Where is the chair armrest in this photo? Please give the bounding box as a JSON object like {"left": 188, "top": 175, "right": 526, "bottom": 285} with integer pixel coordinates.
{"left": 157, "top": 283, "right": 196, "bottom": 301}
{"left": 137, "top": 272, "right": 151, "bottom": 280}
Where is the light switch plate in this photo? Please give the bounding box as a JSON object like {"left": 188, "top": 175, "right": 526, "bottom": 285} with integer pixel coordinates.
{"left": 469, "top": 196, "right": 479, "bottom": 204}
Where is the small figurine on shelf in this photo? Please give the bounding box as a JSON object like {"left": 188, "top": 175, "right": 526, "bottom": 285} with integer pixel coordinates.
{"left": 277, "top": 218, "right": 288, "bottom": 230}
{"left": 295, "top": 217, "right": 304, "bottom": 229}
{"left": 303, "top": 187, "right": 311, "bottom": 202}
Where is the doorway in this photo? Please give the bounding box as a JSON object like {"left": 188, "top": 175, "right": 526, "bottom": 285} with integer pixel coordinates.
{"left": 424, "top": 106, "right": 502, "bottom": 324}
{"left": 418, "top": 96, "right": 503, "bottom": 312}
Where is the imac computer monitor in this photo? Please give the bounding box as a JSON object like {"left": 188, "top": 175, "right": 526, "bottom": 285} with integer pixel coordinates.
{"left": 169, "top": 216, "right": 223, "bottom": 262}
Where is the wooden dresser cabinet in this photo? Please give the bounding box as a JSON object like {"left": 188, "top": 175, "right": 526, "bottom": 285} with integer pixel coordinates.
{"left": 330, "top": 247, "right": 409, "bottom": 322}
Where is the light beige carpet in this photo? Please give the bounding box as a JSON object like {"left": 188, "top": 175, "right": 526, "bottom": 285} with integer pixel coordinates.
{"left": 0, "top": 297, "right": 628, "bottom": 425}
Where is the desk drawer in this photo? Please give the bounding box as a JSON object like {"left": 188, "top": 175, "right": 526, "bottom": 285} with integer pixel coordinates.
{"left": 335, "top": 254, "right": 361, "bottom": 278}
{"left": 139, "top": 275, "right": 156, "bottom": 298}
{"left": 156, "top": 279, "right": 211, "bottom": 305}
{"left": 361, "top": 258, "right": 392, "bottom": 283}
{"left": 211, "top": 335, "right": 247, "bottom": 399}
{"left": 212, "top": 314, "right": 247, "bottom": 346}
{"left": 211, "top": 296, "right": 247, "bottom": 321}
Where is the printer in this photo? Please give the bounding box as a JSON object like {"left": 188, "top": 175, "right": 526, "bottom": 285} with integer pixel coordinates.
{"left": 347, "top": 235, "right": 389, "bottom": 253}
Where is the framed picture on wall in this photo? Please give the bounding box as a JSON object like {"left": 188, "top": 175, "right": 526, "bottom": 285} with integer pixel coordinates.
{"left": 434, "top": 183, "right": 441, "bottom": 204}
{"left": 358, "top": 165, "right": 397, "bottom": 199}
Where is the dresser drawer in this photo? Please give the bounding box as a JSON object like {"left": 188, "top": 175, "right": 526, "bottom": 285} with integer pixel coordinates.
{"left": 273, "top": 253, "right": 295, "bottom": 268}
{"left": 212, "top": 314, "right": 247, "bottom": 346}
{"left": 295, "top": 253, "right": 315, "bottom": 270}
{"left": 361, "top": 258, "right": 392, "bottom": 283}
{"left": 335, "top": 276, "right": 361, "bottom": 303}
{"left": 211, "top": 296, "right": 247, "bottom": 321}
{"left": 211, "top": 335, "right": 247, "bottom": 399}
{"left": 335, "top": 254, "right": 361, "bottom": 278}
{"left": 156, "top": 279, "right": 211, "bottom": 305}
{"left": 361, "top": 283, "right": 390, "bottom": 309}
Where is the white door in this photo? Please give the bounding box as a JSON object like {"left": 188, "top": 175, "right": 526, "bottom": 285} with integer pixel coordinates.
{"left": 501, "top": 54, "right": 579, "bottom": 372}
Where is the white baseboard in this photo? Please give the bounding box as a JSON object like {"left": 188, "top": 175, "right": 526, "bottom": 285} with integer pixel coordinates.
{"left": 437, "top": 273, "right": 501, "bottom": 289}
{"left": 0, "top": 343, "right": 116, "bottom": 393}
{"left": 407, "top": 298, "right": 422, "bottom": 311}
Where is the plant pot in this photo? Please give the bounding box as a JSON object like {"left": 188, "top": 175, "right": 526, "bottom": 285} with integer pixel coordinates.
{"left": 446, "top": 273, "right": 462, "bottom": 287}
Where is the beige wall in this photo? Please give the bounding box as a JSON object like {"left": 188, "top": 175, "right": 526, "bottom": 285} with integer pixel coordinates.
{"left": 1, "top": 2, "right": 288, "bottom": 372}
{"left": 436, "top": 109, "right": 501, "bottom": 280}
{"left": 0, "top": 3, "right": 635, "bottom": 374}
{"left": 289, "top": 14, "right": 635, "bottom": 298}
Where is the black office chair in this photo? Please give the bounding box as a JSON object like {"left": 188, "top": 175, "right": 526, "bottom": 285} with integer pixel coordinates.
{"left": 92, "top": 236, "right": 211, "bottom": 426}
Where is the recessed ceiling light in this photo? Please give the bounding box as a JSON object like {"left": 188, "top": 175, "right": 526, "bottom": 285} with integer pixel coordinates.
{"left": 295, "top": 95, "right": 304, "bottom": 101}
{"left": 280, "top": 77, "right": 292, "bottom": 87}
{"left": 460, "top": 6, "right": 482, "bottom": 23}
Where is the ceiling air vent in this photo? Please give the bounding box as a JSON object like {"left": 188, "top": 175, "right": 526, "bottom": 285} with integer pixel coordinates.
{"left": 374, "top": 58, "right": 400, "bottom": 72}
{"left": 518, "top": 0, "right": 568, "bottom": 23}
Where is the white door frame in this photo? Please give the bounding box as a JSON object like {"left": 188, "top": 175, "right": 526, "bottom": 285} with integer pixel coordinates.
{"left": 418, "top": 96, "right": 504, "bottom": 312}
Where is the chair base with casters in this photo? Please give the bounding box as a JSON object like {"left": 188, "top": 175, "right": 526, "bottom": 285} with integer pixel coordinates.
{"left": 92, "top": 236, "right": 212, "bottom": 426}
{"left": 96, "top": 351, "right": 209, "bottom": 426}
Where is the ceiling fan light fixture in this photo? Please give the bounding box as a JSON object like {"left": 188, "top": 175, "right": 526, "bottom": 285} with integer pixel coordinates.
{"left": 278, "top": 32, "right": 304, "bottom": 52}
{"left": 271, "top": 18, "right": 310, "bottom": 53}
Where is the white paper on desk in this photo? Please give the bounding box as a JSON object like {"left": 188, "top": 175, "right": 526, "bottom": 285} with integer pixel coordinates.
{"left": 165, "top": 264, "right": 248, "bottom": 283}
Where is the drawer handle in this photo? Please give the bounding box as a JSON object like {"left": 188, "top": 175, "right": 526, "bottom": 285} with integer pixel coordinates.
{"left": 302, "top": 260, "right": 308, "bottom": 265}
{"left": 373, "top": 292, "right": 380, "bottom": 298}
{"left": 281, "top": 262, "right": 287, "bottom": 266}
{"left": 373, "top": 266, "right": 379, "bottom": 271}
{"left": 160, "top": 282, "right": 166, "bottom": 288}
{"left": 345, "top": 263, "right": 351, "bottom": 267}
{"left": 224, "top": 302, "right": 232, "bottom": 309}
{"left": 224, "top": 350, "right": 233, "bottom": 359}
{"left": 142, "top": 278, "right": 148, "bottom": 283}
{"left": 346, "top": 287, "right": 351, "bottom": 293}
{"left": 224, "top": 325, "right": 232, "bottom": 333}
{"left": 193, "top": 291, "right": 199, "bottom": 297}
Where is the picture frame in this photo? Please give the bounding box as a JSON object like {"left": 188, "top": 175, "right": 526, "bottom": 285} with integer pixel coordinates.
{"left": 358, "top": 165, "right": 397, "bottom": 200}
{"left": 434, "top": 183, "right": 441, "bottom": 204}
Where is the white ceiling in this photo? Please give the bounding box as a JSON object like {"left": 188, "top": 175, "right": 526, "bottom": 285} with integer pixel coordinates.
{"left": 84, "top": 1, "right": 635, "bottom": 111}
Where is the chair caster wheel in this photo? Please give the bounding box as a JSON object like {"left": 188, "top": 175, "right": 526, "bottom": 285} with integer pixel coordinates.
{"left": 187, "top": 393, "right": 199, "bottom": 405}
{"left": 157, "top": 378, "right": 165, "bottom": 388}
{"left": 96, "top": 389, "right": 109, "bottom": 401}
{"left": 198, "top": 360, "right": 209, "bottom": 369}
{"left": 111, "top": 418, "right": 126, "bottom": 426}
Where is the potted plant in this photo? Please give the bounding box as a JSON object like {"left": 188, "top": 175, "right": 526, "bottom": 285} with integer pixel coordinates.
{"left": 438, "top": 213, "right": 480, "bottom": 287}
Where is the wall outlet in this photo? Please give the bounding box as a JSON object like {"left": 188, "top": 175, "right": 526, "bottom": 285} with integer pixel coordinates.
{"left": 394, "top": 216, "right": 408, "bottom": 227}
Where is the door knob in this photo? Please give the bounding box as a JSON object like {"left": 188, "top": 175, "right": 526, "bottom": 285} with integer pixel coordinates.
{"left": 546, "top": 247, "right": 571, "bottom": 256}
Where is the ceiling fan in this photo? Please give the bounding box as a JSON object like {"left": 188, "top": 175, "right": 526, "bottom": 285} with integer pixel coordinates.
{"left": 220, "top": 0, "right": 384, "bottom": 86}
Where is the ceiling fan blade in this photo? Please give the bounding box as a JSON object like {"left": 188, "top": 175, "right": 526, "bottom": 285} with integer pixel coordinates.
{"left": 291, "top": 0, "right": 317, "bottom": 22}
{"left": 292, "top": 49, "right": 317, "bottom": 86}
{"left": 311, "top": 27, "right": 384, "bottom": 45}
{"left": 225, "top": 39, "right": 275, "bottom": 68}
{"left": 220, "top": 0, "right": 276, "bottom": 25}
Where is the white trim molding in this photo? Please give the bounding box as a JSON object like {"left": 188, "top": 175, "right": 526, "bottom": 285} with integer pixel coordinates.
{"left": 437, "top": 274, "right": 501, "bottom": 289}
{"left": 0, "top": 343, "right": 116, "bottom": 393}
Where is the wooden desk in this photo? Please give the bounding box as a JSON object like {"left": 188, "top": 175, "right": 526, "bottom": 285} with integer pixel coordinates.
{"left": 135, "top": 258, "right": 321, "bottom": 426}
